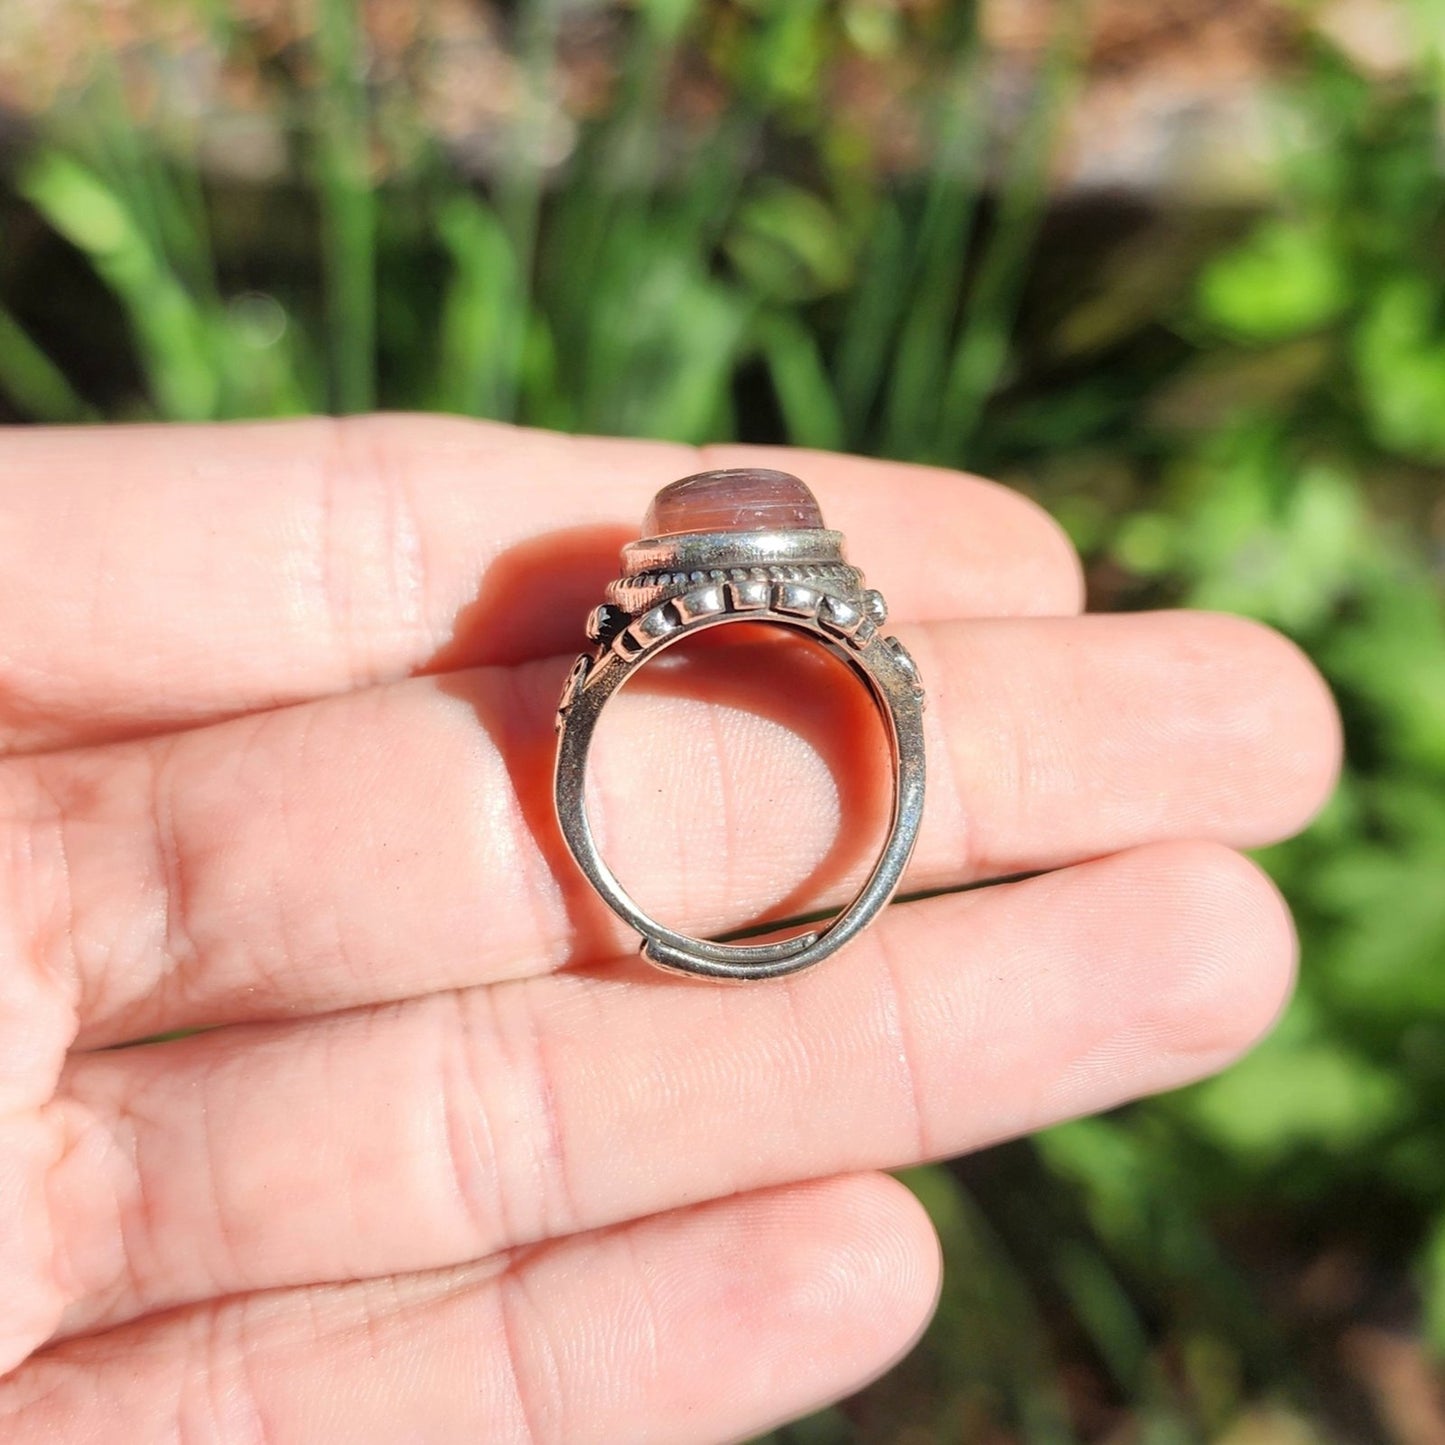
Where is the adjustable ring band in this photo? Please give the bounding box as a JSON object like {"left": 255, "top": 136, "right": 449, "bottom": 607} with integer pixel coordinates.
{"left": 553, "top": 468, "right": 926, "bottom": 981}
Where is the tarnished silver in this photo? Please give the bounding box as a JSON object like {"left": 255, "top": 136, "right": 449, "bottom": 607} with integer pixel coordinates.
{"left": 553, "top": 471, "right": 926, "bottom": 981}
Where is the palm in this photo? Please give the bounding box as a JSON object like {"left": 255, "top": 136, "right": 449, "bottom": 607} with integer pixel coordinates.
{"left": 0, "top": 418, "right": 1338, "bottom": 1443}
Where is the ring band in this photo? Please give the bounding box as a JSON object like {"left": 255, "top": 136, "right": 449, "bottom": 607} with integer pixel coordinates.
{"left": 553, "top": 467, "right": 926, "bottom": 981}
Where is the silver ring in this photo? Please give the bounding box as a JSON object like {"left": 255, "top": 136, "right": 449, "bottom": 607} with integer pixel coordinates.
{"left": 553, "top": 467, "right": 926, "bottom": 981}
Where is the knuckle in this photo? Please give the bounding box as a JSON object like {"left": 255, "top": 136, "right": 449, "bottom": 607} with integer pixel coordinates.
{"left": 316, "top": 416, "right": 437, "bottom": 681}
{"left": 436, "top": 991, "right": 511, "bottom": 1251}
{"left": 436, "top": 985, "right": 579, "bottom": 1254}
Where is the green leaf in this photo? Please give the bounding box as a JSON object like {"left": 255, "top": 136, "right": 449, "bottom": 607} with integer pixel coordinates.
{"left": 19, "top": 152, "right": 219, "bottom": 419}
{"left": 1354, "top": 273, "right": 1445, "bottom": 460}
{"left": 755, "top": 310, "right": 846, "bottom": 450}
{"left": 0, "top": 306, "right": 93, "bottom": 421}
{"left": 725, "top": 181, "right": 855, "bottom": 304}
{"left": 435, "top": 193, "right": 525, "bottom": 419}
{"left": 1196, "top": 220, "right": 1350, "bottom": 342}
{"left": 1419, "top": 1209, "right": 1445, "bottom": 1358}
{"left": 1183, "top": 1033, "right": 1407, "bottom": 1162}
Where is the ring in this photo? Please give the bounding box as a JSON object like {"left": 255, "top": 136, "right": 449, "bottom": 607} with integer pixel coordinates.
{"left": 553, "top": 467, "right": 926, "bottom": 981}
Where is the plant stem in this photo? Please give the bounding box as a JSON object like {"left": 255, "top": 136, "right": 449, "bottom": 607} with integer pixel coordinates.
{"left": 937, "top": 0, "right": 1086, "bottom": 463}
{"left": 315, "top": 0, "right": 376, "bottom": 413}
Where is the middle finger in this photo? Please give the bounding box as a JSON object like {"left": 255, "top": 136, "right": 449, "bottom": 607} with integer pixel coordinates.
{"left": 14, "top": 611, "right": 1336, "bottom": 1048}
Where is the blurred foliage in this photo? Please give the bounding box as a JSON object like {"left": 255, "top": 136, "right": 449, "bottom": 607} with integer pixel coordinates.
{"left": 2, "top": 0, "right": 1444, "bottom": 1440}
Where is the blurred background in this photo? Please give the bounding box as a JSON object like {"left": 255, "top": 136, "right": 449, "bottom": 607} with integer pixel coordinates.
{"left": 2, "top": 0, "right": 1443, "bottom": 1439}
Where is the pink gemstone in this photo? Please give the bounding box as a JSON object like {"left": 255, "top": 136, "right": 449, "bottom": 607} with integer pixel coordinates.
{"left": 642, "top": 468, "right": 824, "bottom": 538}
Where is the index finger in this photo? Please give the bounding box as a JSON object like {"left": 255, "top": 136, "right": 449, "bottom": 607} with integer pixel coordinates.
{"left": 0, "top": 416, "right": 1081, "bottom": 752}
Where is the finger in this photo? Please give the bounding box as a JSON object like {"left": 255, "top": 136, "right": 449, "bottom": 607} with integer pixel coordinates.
{"left": 0, "top": 418, "right": 1081, "bottom": 752}
{"left": 1, "top": 1174, "right": 939, "bottom": 1445}
{"left": 15, "top": 610, "right": 1338, "bottom": 1047}
{"left": 49, "top": 840, "right": 1292, "bottom": 1336}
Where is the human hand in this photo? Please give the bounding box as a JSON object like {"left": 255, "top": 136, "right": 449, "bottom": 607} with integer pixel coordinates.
{"left": 0, "top": 418, "right": 1340, "bottom": 1442}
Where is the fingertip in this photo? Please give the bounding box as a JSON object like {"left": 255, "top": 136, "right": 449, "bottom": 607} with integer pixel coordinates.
{"left": 1097, "top": 609, "right": 1343, "bottom": 848}
{"left": 723, "top": 1172, "right": 942, "bottom": 1434}
{"left": 1138, "top": 839, "right": 1300, "bottom": 1070}
{"left": 1197, "top": 611, "right": 1344, "bottom": 838}
{"left": 797, "top": 1171, "right": 943, "bottom": 1356}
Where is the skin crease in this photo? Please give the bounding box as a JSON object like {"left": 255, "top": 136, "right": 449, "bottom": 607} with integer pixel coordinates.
{"left": 0, "top": 418, "right": 1342, "bottom": 1444}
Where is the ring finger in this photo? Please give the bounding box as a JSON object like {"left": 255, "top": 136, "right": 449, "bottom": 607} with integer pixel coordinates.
{"left": 48, "top": 838, "right": 1295, "bottom": 1339}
